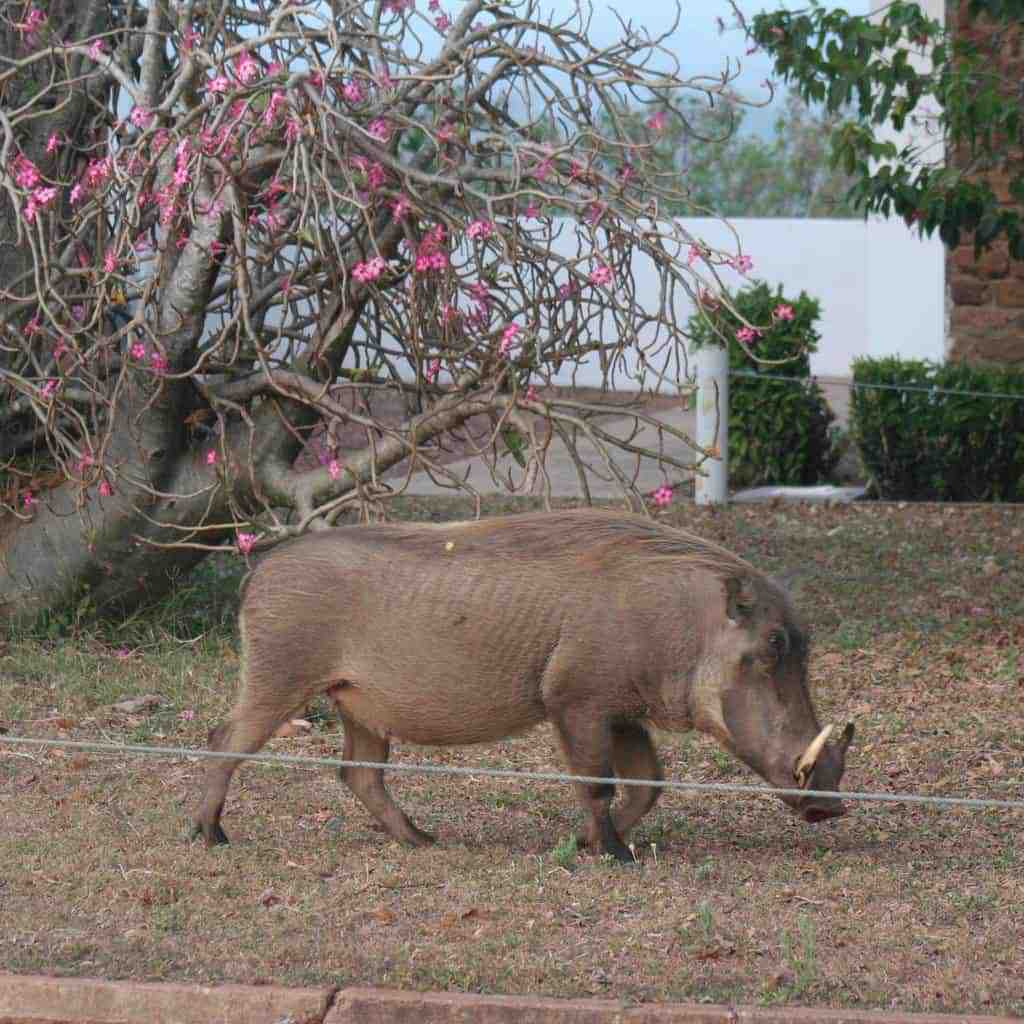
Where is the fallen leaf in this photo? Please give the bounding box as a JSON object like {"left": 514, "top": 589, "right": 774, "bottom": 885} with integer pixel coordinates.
{"left": 273, "top": 718, "right": 312, "bottom": 738}
{"left": 110, "top": 695, "right": 162, "bottom": 715}
{"left": 258, "top": 888, "right": 280, "bottom": 908}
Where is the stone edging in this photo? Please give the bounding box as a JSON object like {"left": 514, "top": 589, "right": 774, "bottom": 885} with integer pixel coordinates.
{"left": 0, "top": 975, "right": 1018, "bottom": 1024}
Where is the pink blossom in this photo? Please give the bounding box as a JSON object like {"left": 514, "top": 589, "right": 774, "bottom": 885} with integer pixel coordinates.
{"left": 524, "top": 385, "right": 538, "bottom": 403}
{"left": 584, "top": 202, "right": 605, "bottom": 226}
{"left": 465, "top": 219, "right": 494, "bottom": 241}
{"left": 181, "top": 27, "right": 201, "bottom": 52}
{"left": 207, "top": 74, "right": 230, "bottom": 94}
{"left": 425, "top": 359, "right": 441, "bottom": 383}
{"left": 773, "top": 303, "right": 795, "bottom": 321}
{"left": 88, "top": 39, "right": 105, "bottom": 61}
{"left": 390, "top": 195, "right": 410, "bottom": 221}
{"left": 150, "top": 352, "right": 168, "bottom": 373}
{"left": 98, "top": 480, "right": 113, "bottom": 497}
{"left": 77, "top": 452, "right": 94, "bottom": 473}
{"left": 589, "top": 263, "right": 613, "bottom": 287}
{"left": 53, "top": 340, "right": 67, "bottom": 359}
{"left": 687, "top": 245, "right": 703, "bottom": 266}
{"left": 236, "top": 531, "right": 257, "bottom": 555}
{"left": 352, "top": 257, "right": 387, "bottom": 283}
{"left": 735, "top": 326, "right": 760, "bottom": 344}
{"left": 22, "top": 492, "right": 37, "bottom": 509}
{"left": 263, "top": 90, "right": 286, "bottom": 125}
{"left": 524, "top": 199, "right": 541, "bottom": 219}
{"left": 376, "top": 65, "right": 394, "bottom": 90}
{"left": 343, "top": 80, "right": 365, "bottom": 104}
{"left": 652, "top": 485, "right": 673, "bottom": 508}
{"left": 130, "top": 106, "right": 153, "bottom": 129}
{"left": 558, "top": 281, "right": 576, "bottom": 301}
{"left": 39, "top": 378, "right": 59, "bottom": 399}
{"left": 46, "top": 133, "right": 62, "bottom": 155}
{"left": 382, "top": 0, "right": 413, "bottom": 12}
{"left": 234, "top": 51, "right": 260, "bottom": 83}
{"left": 24, "top": 316, "right": 40, "bottom": 337}
{"left": 414, "top": 225, "right": 448, "bottom": 274}
{"left": 70, "top": 183, "right": 84, "bottom": 205}
{"left": 131, "top": 341, "right": 146, "bottom": 360}
{"left": 618, "top": 163, "right": 634, "bottom": 183}
{"left": 179, "top": 708, "right": 196, "bottom": 721}
{"left": 646, "top": 110, "right": 668, "bottom": 133}
{"left": 16, "top": 7, "right": 45, "bottom": 36}
{"left": 730, "top": 253, "right": 754, "bottom": 274}
{"left": 428, "top": 0, "right": 441, "bottom": 9}
{"left": 435, "top": 12, "right": 451, "bottom": 31}
{"left": 569, "top": 160, "right": 585, "bottom": 181}
{"left": 367, "top": 118, "right": 392, "bottom": 142}
{"left": 499, "top": 323, "right": 520, "bottom": 356}
{"left": 435, "top": 122, "right": 454, "bottom": 143}
{"left": 71, "top": 304, "right": 84, "bottom": 322}
{"left": 328, "top": 459, "right": 341, "bottom": 480}
{"left": 84, "top": 156, "right": 112, "bottom": 188}
{"left": 531, "top": 156, "right": 553, "bottom": 181}
{"left": 366, "top": 163, "right": 386, "bottom": 190}
{"left": 285, "top": 118, "right": 302, "bottom": 143}
{"left": 12, "top": 155, "right": 40, "bottom": 189}
{"left": 206, "top": 450, "right": 218, "bottom": 465}
{"left": 103, "top": 249, "right": 117, "bottom": 274}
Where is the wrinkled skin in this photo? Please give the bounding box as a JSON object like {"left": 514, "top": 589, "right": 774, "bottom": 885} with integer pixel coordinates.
{"left": 192, "top": 510, "right": 853, "bottom": 862}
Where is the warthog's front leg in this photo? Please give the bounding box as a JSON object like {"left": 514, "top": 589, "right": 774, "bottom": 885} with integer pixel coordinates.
{"left": 610, "top": 722, "right": 663, "bottom": 841}
{"left": 551, "top": 706, "right": 634, "bottom": 864}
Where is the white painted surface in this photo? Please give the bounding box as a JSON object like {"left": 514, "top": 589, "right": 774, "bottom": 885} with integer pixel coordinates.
{"left": 549, "top": 216, "right": 945, "bottom": 389}
{"left": 695, "top": 344, "right": 729, "bottom": 504}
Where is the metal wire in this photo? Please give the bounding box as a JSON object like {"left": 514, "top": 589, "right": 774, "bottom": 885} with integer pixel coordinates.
{"left": 729, "top": 368, "right": 1024, "bottom": 403}
{"left": 2, "top": 734, "right": 1021, "bottom": 812}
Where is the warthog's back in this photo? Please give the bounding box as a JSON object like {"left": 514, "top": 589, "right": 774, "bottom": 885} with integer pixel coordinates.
{"left": 238, "top": 510, "right": 751, "bottom": 745}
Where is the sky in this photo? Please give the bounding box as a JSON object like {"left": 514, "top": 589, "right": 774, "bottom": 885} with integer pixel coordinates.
{"left": 536, "top": 0, "right": 869, "bottom": 135}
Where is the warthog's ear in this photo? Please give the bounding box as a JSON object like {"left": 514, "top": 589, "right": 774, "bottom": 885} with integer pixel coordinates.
{"left": 725, "top": 576, "right": 755, "bottom": 623}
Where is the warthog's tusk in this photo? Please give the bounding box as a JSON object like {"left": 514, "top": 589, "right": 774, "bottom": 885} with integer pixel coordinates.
{"left": 795, "top": 723, "right": 834, "bottom": 786}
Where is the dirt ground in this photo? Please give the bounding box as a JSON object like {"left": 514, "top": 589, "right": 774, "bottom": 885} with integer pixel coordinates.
{"left": 1, "top": 498, "right": 1022, "bottom": 1016}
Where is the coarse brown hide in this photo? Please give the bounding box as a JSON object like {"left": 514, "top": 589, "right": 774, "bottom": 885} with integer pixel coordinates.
{"left": 192, "top": 509, "right": 853, "bottom": 862}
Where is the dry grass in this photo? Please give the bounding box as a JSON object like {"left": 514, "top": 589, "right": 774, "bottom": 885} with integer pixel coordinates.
{"left": 1, "top": 498, "right": 1022, "bottom": 1016}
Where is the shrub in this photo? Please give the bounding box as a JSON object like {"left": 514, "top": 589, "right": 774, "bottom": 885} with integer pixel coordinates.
{"left": 687, "top": 281, "right": 838, "bottom": 488}
{"left": 850, "top": 357, "right": 1024, "bottom": 501}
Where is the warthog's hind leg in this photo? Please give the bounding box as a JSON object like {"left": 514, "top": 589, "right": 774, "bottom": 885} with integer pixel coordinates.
{"left": 611, "top": 722, "right": 663, "bottom": 841}
{"left": 191, "top": 708, "right": 285, "bottom": 846}
{"left": 334, "top": 708, "right": 436, "bottom": 848}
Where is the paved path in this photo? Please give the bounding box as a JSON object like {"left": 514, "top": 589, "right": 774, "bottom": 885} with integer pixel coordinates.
{"left": 403, "top": 380, "right": 855, "bottom": 501}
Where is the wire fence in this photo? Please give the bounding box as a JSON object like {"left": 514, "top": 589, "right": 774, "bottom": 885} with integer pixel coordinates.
{"left": 2, "top": 734, "right": 1022, "bottom": 813}
{"left": 728, "top": 368, "right": 1024, "bottom": 404}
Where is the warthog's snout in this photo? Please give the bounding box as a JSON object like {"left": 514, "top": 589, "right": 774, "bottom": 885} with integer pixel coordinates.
{"left": 787, "top": 721, "right": 855, "bottom": 825}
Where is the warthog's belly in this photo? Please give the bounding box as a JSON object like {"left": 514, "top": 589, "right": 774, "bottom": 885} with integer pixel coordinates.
{"left": 327, "top": 677, "right": 548, "bottom": 747}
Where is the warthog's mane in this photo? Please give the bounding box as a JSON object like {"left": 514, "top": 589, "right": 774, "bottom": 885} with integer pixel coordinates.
{"left": 356, "top": 508, "right": 758, "bottom": 584}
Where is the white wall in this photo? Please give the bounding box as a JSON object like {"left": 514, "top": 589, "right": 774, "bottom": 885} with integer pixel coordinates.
{"left": 554, "top": 216, "right": 945, "bottom": 389}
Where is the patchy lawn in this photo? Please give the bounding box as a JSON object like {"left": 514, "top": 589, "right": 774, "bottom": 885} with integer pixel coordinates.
{"left": 1, "top": 498, "right": 1022, "bottom": 1016}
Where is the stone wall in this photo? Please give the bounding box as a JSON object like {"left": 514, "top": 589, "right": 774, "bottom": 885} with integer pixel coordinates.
{"left": 945, "top": 2, "right": 1024, "bottom": 365}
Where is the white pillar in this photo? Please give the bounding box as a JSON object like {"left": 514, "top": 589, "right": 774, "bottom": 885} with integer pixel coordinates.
{"left": 695, "top": 345, "right": 728, "bottom": 505}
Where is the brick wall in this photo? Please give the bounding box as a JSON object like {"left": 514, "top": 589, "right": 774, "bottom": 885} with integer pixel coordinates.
{"left": 945, "top": 2, "right": 1024, "bottom": 364}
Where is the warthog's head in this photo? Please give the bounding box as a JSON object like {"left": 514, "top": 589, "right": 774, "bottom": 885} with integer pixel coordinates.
{"left": 688, "top": 573, "right": 854, "bottom": 824}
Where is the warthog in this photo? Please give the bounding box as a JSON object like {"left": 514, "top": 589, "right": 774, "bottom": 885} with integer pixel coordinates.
{"left": 192, "top": 509, "right": 853, "bottom": 862}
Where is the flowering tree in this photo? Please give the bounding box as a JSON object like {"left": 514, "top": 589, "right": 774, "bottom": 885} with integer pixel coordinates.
{"left": 0, "top": 0, "right": 755, "bottom": 624}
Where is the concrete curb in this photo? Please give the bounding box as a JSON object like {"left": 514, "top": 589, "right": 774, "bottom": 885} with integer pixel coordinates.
{"left": 0, "top": 976, "right": 1018, "bottom": 1024}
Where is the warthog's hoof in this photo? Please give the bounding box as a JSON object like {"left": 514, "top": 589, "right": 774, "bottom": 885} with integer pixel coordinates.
{"left": 190, "top": 821, "right": 230, "bottom": 847}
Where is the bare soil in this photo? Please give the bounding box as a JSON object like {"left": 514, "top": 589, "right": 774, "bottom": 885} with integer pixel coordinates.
{"left": 1, "top": 499, "right": 1022, "bottom": 1016}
